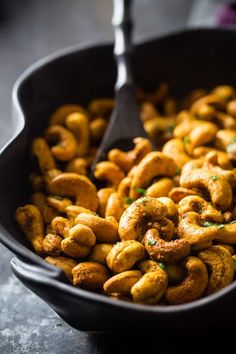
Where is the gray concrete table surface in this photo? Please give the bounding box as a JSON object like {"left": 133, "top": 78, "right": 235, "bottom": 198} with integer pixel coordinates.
{"left": 0, "top": 0, "right": 231, "bottom": 353}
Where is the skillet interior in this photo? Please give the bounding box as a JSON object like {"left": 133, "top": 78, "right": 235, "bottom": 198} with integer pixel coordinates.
{"left": 1, "top": 28, "right": 236, "bottom": 331}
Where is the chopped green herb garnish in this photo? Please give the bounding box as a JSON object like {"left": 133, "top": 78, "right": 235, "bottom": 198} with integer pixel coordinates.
{"left": 175, "top": 167, "right": 181, "bottom": 174}
{"left": 233, "top": 259, "right": 236, "bottom": 272}
{"left": 203, "top": 221, "right": 224, "bottom": 229}
{"left": 210, "top": 175, "right": 220, "bottom": 181}
{"left": 230, "top": 220, "right": 236, "bottom": 224}
{"left": 184, "top": 136, "right": 190, "bottom": 144}
{"left": 124, "top": 197, "right": 135, "bottom": 205}
{"left": 148, "top": 238, "right": 157, "bottom": 246}
{"left": 159, "top": 262, "right": 166, "bottom": 270}
{"left": 135, "top": 188, "right": 147, "bottom": 196}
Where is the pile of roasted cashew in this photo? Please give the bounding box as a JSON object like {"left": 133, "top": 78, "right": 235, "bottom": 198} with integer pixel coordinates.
{"left": 15, "top": 83, "right": 236, "bottom": 305}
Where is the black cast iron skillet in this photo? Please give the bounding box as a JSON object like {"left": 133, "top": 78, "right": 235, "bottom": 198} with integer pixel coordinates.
{"left": 1, "top": 28, "right": 236, "bottom": 332}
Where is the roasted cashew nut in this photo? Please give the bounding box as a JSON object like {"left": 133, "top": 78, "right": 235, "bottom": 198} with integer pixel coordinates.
{"left": 168, "top": 187, "right": 200, "bottom": 203}
{"left": 75, "top": 213, "right": 119, "bottom": 243}
{"left": 215, "top": 221, "right": 236, "bottom": 244}
{"left": 106, "top": 240, "right": 146, "bottom": 273}
{"left": 90, "top": 118, "right": 108, "bottom": 143}
{"left": 144, "top": 229, "right": 190, "bottom": 263}
{"left": 45, "top": 256, "right": 78, "bottom": 282}
{"left": 65, "top": 158, "right": 87, "bottom": 175}
{"left": 65, "top": 205, "right": 93, "bottom": 225}
{"left": 143, "top": 116, "right": 175, "bottom": 143}
{"left": 130, "top": 152, "right": 177, "bottom": 199}
{"left": 31, "top": 137, "right": 56, "bottom": 173}
{"left": 157, "top": 197, "right": 178, "bottom": 220}
{"left": 178, "top": 195, "right": 223, "bottom": 223}
{"left": 149, "top": 217, "right": 175, "bottom": 241}
{"left": 146, "top": 178, "right": 175, "bottom": 198}
{"left": 118, "top": 196, "right": 167, "bottom": 241}
{"left": 165, "top": 256, "right": 208, "bottom": 305}
{"left": 48, "top": 172, "right": 98, "bottom": 212}
{"left": 50, "top": 216, "right": 70, "bottom": 238}
{"left": 193, "top": 147, "right": 233, "bottom": 169}
{"left": 97, "top": 188, "right": 115, "bottom": 217}
{"left": 72, "top": 262, "right": 110, "bottom": 290}
{"left": 88, "top": 244, "right": 113, "bottom": 265}
{"left": 65, "top": 112, "right": 90, "bottom": 157}
{"left": 31, "top": 192, "right": 58, "bottom": 224}
{"left": 215, "top": 129, "right": 236, "bottom": 161}
{"left": 140, "top": 101, "right": 159, "bottom": 122}
{"left": 15, "top": 204, "right": 44, "bottom": 255}
{"left": 49, "top": 104, "right": 88, "bottom": 126}
{"left": 94, "top": 161, "right": 125, "bottom": 190}
{"left": 162, "top": 138, "right": 191, "bottom": 168}
{"left": 44, "top": 125, "right": 77, "bottom": 161}
{"left": 108, "top": 137, "right": 152, "bottom": 173}
{"left": 178, "top": 212, "right": 218, "bottom": 250}
{"left": 180, "top": 169, "right": 232, "bottom": 211}
{"left": 105, "top": 192, "right": 125, "bottom": 221}
{"left": 198, "top": 245, "right": 234, "bottom": 295}
{"left": 131, "top": 261, "right": 168, "bottom": 304}
{"left": 103, "top": 270, "right": 142, "bottom": 295}
{"left": 43, "top": 233, "right": 62, "bottom": 256}
{"left": 88, "top": 98, "right": 114, "bottom": 118}
{"left": 46, "top": 195, "right": 72, "bottom": 213}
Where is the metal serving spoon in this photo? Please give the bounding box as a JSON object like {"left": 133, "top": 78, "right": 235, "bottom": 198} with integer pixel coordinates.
{"left": 91, "top": 0, "right": 148, "bottom": 176}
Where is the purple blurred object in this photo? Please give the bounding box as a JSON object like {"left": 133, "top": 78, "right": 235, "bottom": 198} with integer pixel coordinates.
{"left": 216, "top": 2, "right": 236, "bottom": 25}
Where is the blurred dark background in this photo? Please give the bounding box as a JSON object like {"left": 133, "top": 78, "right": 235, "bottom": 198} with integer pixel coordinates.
{"left": 0, "top": 1, "right": 231, "bottom": 353}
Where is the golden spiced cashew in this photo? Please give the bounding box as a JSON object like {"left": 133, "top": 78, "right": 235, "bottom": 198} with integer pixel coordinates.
{"left": 118, "top": 196, "right": 167, "bottom": 241}
{"left": 31, "top": 192, "right": 58, "bottom": 224}
{"left": 193, "top": 147, "right": 233, "bottom": 169}
{"left": 180, "top": 169, "right": 232, "bottom": 211}
{"left": 106, "top": 240, "right": 146, "bottom": 273}
{"left": 190, "top": 94, "right": 225, "bottom": 115}
{"left": 29, "top": 172, "right": 45, "bottom": 192}
{"left": 49, "top": 104, "right": 88, "bottom": 126}
{"left": 97, "top": 188, "right": 115, "bottom": 217}
{"left": 139, "top": 102, "right": 159, "bottom": 122}
{"left": 48, "top": 172, "right": 98, "bottom": 212}
{"left": 198, "top": 245, "right": 234, "bottom": 295}
{"left": 215, "top": 221, "right": 236, "bottom": 244}
{"left": 166, "top": 264, "right": 185, "bottom": 285}
{"left": 105, "top": 192, "right": 125, "bottom": 221}
{"left": 131, "top": 266, "right": 168, "bottom": 304}
{"left": 61, "top": 224, "right": 96, "bottom": 258}
{"left": 215, "top": 129, "right": 236, "bottom": 161}
{"left": 150, "top": 217, "right": 175, "bottom": 241}
{"left": 168, "top": 187, "right": 200, "bottom": 203}
{"left": 45, "top": 256, "right": 78, "bottom": 282}
{"left": 50, "top": 216, "right": 70, "bottom": 238}
{"left": 144, "top": 116, "right": 175, "bottom": 142}
{"left": 15, "top": 204, "right": 44, "bottom": 255}
{"left": 227, "top": 99, "right": 236, "bottom": 117}
{"left": 31, "top": 137, "right": 56, "bottom": 173}
{"left": 212, "top": 85, "right": 235, "bottom": 102}
{"left": 130, "top": 152, "right": 177, "bottom": 199}
{"left": 65, "top": 158, "right": 87, "bottom": 175}
{"left": 178, "top": 212, "right": 218, "bottom": 250}
{"left": 165, "top": 256, "right": 208, "bottom": 305}
{"left": 66, "top": 205, "right": 93, "bottom": 221}
{"left": 184, "top": 122, "right": 218, "bottom": 154}
{"left": 178, "top": 195, "right": 223, "bottom": 223}
{"left": 44, "top": 125, "right": 78, "bottom": 161}
{"left": 90, "top": 118, "right": 107, "bottom": 143}
{"left": 182, "top": 89, "right": 207, "bottom": 109}
{"left": 181, "top": 158, "right": 204, "bottom": 175}
{"left": 117, "top": 177, "right": 132, "bottom": 207}
{"left": 137, "top": 259, "right": 163, "bottom": 273}
{"left": 46, "top": 195, "right": 72, "bottom": 213}
{"left": 88, "top": 243, "right": 113, "bottom": 265}
{"left": 108, "top": 137, "right": 152, "bottom": 173}
{"left": 157, "top": 197, "right": 178, "bottom": 220}
{"left": 103, "top": 270, "right": 142, "bottom": 295}
{"left": 72, "top": 262, "right": 110, "bottom": 290}
{"left": 65, "top": 112, "right": 90, "bottom": 157}
{"left": 162, "top": 138, "right": 191, "bottom": 168}
{"left": 144, "top": 229, "right": 190, "bottom": 263}
{"left": 146, "top": 178, "right": 175, "bottom": 198}
{"left": 43, "top": 233, "right": 62, "bottom": 256}
{"left": 94, "top": 161, "right": 125, "bottom": 190}
{"left": 75, "top": 213, "right": 119, "bottom": 242}
{"left": 88, "top": 98, "right": 114, "bottom": 118}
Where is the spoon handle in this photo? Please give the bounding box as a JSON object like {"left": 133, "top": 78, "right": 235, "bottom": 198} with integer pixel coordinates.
{"left": 112, "top": 0, "right": 133, "bottom": 90}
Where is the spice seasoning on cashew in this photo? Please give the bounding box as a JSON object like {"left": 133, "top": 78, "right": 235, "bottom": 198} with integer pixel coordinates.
{"left": 15, "top": 85, "right": 236, "bottom": 306}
